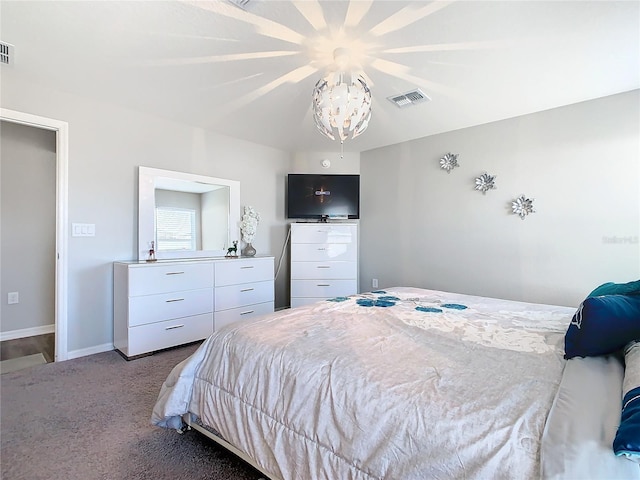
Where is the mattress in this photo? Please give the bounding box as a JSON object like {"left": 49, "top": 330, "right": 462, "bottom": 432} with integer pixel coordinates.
{"left": 152, "top": 287, "right": 639, "bottom": 479}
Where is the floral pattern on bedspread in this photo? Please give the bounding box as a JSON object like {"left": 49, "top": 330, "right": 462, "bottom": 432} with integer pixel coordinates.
{"left": 327, "top": 289, "right": 571, "bottom": 354}
{"left": 152, "top": 286, "right": 577, "bottom": 480}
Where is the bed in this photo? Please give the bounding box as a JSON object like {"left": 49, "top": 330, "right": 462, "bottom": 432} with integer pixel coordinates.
{"left": 151, "top": 287, "right": 640, "bottom": 479}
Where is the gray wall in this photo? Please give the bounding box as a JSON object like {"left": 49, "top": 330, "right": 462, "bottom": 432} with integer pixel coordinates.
{"left": 360, "top": 90, "right": 640, "bottom": 307}
{"left": 2, "top": 70, "right": 636, "bottom": 355}
{"left": 201, "top": 188, "right": 230, "bottom": 251}
{"left": 1, "top": 75, "right": 294, "bottom": 355}
{"left": 1, "top": 121, "right": 56, "bottom": 333}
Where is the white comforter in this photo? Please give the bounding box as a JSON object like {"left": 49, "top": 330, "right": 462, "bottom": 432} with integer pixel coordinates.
{"left": 151, "top": 287, "right": 626, "bottom": 479}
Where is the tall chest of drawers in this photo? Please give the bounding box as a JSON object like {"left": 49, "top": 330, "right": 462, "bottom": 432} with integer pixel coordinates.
{"left": 114, "top": 256, "right": 274, "bottom": 359}
{"left": 290, "top": 223, "right": 358, "bottom": 308}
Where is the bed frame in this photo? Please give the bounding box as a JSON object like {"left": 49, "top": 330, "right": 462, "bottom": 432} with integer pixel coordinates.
{"left": 181, "top": 413, "right": 278, "bottom": 480}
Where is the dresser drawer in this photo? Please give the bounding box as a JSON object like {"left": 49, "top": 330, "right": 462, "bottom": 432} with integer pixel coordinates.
{"left": 215, "top": 301, "right": 274, "bottom": 331}
{"left": 129, "top": 262, "right": 213, "bottom": 296}
{"left": 128, "top": 288, "right": 213, "bottom": 327}
{"left": 215, "top": 280, "right": 274, "bottom": 311}
{"left": 291, "top": 261, "right": 357, "bottom": 280}
{"left": 215, "top": 257, "right": 273, "bottom": 286}
{"left": 291, "top": 242, "right": 357, "bottom": 262}
{"left": 127, "top": 313, "right": 213, "bottom": 357}
{"left": 291, "top": 224, "right": 357, "bottom": 244}
{"left": 291, "top": 279, "right": 357, "bottom": 298}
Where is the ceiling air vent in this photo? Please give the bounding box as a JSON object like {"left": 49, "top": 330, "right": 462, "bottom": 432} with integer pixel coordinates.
{"left": 387, "top": 88, "right": 431, "bottom": 108}
{"left": 0, "top": 41, "right": 14, "bottom": 66}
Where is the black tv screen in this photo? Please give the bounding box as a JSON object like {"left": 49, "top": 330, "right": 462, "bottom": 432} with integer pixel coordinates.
{"left": 287, "top": 174, "right": 360, "bottom": 220}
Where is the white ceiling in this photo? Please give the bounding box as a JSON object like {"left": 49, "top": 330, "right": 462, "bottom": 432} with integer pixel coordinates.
{"left": 1, "top": 1, "right": 638, "bottom": 154}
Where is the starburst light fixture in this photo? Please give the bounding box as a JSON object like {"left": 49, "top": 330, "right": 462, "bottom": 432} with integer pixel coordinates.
{"left": 312, "top": 48, "right": 372, "bottom": 148}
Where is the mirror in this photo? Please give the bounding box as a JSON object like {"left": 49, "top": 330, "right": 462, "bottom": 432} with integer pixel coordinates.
{"left": 138, "top": 166, "right": 240, "bottom": 260}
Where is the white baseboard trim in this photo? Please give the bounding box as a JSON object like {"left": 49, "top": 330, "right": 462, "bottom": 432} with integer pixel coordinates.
{"left": 66, "top": 343, "right": 114, "bottom": 360}
{"left": 0, "top": 324, "right": 55, "bottom": 342}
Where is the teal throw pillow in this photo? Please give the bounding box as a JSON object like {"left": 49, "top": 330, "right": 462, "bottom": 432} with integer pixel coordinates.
{"left": 588, "top": 280, "right": 640, "bottom": 298}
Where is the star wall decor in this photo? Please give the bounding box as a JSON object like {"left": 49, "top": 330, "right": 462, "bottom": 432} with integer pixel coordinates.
{"left": 474, "top": 173, "right": 496, "bottom": 194}
{"left": 511, "top": 195, "right": 535, "bottom": 219}
{"left": 439, "top": 153, "right": 459, "bottom": 173}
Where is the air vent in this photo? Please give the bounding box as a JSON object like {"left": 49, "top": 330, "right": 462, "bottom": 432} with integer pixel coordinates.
{"left": 228, "top": 0, "right": 251, "bottom": 9}
{"left": 0, "top": 42, "right": 14, "bottom": 66}
{"left": 387, "top": 88, "right": 430, "bottom": 108}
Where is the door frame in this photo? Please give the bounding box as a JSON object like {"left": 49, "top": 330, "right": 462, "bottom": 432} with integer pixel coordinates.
{"left": 1, "top": 108, "right": 69, "bottom": 361}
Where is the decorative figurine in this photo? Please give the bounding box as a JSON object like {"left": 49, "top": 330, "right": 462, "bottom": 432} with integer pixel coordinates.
{"left": 226, "top": 240, "right": 238, "bottom": 257}
{"left": 147, "top": 241, "right": 157, "bottom": 262}
{"left": 439, "top": 152, "right": 460, "bottom": 173}
{"left": 475, "top": 173, "right": 497, "bottom": 194}
{"left": 511, "top": 195, "right": 535, "bottom": 220}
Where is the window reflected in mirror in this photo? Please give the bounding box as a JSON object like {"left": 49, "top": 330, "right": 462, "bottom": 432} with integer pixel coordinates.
{"left": 154, "top": 184, "right": 230, "bottom": 253}
{"left": 156, "top": 204, "right": 197, "bottom": 251}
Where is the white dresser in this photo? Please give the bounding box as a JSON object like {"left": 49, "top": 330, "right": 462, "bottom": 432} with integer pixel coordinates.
{"left": 114, "top": 256, "right": 274, "bottom": 359}
{"left": 290, "top": 223, "right": 358, "bottom": 308}
{"left": 214, "top": 258, "right": 275, "bottom": 330}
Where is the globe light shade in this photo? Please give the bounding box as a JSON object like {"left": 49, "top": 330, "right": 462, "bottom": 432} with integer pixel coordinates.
{"left": 312, "top": 72, "right": 372, "bottom": 142}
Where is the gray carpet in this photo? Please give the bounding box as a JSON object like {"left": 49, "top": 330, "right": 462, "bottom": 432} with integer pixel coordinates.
{"left": 0, "top": 343, "right": 265, "bottom": 480}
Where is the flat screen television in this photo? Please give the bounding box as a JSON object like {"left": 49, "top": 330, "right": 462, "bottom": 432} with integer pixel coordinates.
{"left": 286, "top": 174, "right": 360, "bottom": 220}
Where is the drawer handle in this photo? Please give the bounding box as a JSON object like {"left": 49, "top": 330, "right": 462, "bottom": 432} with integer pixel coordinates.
{"left": 240, "top": 310, "right": 255, "bottom": 316}
{"left": 165, "top": 324, "right": 185, "bottom": 330}
{"left": 166, "top": 298, "right": 184, "bottom": 303}
{"left": 240, "top": 288, "right": 254, "bottom": 292}
{"left": 240, "top": 266, "right": 254, "bottom": 269}
{"left": 317, "top": 248, "right": 326, "bottom": 251}
{"left": 317, "top": 284, "right": 331, "bottom": 287}
{"left": 317, "top": 266, "right": 330, "bottom": 269}
{"left": 165, "top": 271, "right": 185, "bottom": 276}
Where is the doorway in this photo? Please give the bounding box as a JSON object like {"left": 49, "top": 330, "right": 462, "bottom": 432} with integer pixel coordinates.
{"left": 0, "top": 108, "right": 68, "bottom": 362}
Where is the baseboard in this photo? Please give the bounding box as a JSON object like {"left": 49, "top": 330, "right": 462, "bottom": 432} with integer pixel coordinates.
{"left": 0, "top": 328, "right": 114, "bottom": 361}
{"left": 66, "top": 343, "right": 114, "bottom": 360}
{"left": 0, "top": 324, "right": 55, "bottom": 342}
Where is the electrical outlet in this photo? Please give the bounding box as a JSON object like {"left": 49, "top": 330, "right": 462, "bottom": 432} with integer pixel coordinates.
{"left": 8, "top": 292, "right": 19, "bottom": 304}
{"left": 372, "top": 278, "right": 379, "bottom": 289}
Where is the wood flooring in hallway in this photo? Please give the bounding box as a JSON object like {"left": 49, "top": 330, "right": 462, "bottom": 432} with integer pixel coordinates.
{"left": 0, "top": 333, "right": 55, "bottom": 363}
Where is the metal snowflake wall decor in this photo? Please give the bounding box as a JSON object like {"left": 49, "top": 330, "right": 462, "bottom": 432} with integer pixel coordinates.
{"left": 511, "top": 195, "right": 535, "bottom": 220}
{"left": 474, "top": 173, "right": 496, "bottom": 194}
{"left": 439, "top": 153, "right": 459, "bottom": 173}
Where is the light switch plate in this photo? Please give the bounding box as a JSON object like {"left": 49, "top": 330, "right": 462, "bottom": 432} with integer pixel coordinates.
{"left": 72, "top": 223, "right": 96, "bottom": 237}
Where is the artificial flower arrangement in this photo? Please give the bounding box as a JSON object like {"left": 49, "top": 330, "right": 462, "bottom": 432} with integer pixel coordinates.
{"left": 240, "top": 206, "right": 260, "bottom": 244}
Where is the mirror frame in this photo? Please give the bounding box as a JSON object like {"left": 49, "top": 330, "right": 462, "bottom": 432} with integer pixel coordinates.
{"left": 138, "top": 166, "right": 240, "bottom": 260}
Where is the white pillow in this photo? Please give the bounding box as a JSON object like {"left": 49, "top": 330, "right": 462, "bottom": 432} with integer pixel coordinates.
{"left": 613, "top": 340, "right": 640, "bottom": 463}
{"left": 541, "top": 355, "right": 640, "bottom": 479}
{"left": 623, "top": 341, "right": 640, "bottom": 396}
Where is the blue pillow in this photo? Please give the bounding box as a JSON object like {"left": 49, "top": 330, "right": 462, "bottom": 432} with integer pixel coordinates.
{"left": 588, "top": 280, "right": 640, "bottom": 298}
{"left": 614, "top": 342, "right": 640, "bottom": 462}
{"left": 564, "top": 295, "right": 640, "bottom": 359}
